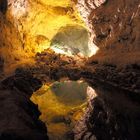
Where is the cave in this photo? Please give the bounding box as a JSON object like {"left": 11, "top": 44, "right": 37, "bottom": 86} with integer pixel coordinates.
{"left": 50, "top": 25, "right": 98, "bottom": 57}
{"left": 0, "top": 0, "right": 140, "bottom": 140}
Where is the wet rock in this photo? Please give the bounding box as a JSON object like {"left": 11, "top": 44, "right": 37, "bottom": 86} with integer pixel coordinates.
{"left": 84, "top": 62, "right": 140, "bottom": 93}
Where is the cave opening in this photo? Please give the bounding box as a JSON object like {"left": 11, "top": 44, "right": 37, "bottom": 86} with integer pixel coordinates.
{"left": 50, "top": 25, "right": 98, "bottom": 57}
{"left": 31, "top": 80, "right": 97, "bottom": 140}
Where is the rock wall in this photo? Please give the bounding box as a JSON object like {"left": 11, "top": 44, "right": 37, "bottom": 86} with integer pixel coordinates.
{"left": 7, "top": 0, "right": 85, "bottom": 55}
{"left": 74, "top": 80, "right": 140, "bottom": 140}
{"left": 0, "top": 0, "right": 88, "bottom": 74}
{"left": 0, "top": 69, "right": 48, "bottom": 140}
{"left": 0, "top": 11, "right": 23, "bottom": 72}
{"left": 0, "top": 1, "right": 139, "bottom": 139}
{"left": 73, "top": 1, "right": 140, "bottom": 139}
{"left": 0, "top": 0, "right": 33, "bottom": 74}
{"left": 77, "top": 0, "right": 140, "bottom": 65}
{"left": 0, "top": 0, "right": 139, "bottom": 69}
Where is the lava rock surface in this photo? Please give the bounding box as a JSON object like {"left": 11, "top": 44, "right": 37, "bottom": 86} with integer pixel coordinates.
{"left": 0, "top": 69, "right": 48, "bottom": 140}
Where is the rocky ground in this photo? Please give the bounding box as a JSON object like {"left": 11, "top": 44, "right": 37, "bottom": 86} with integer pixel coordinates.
{"left": 84, "top": 60, "right": 140, "bottom": 94}
{"left": 25, "top": 49, "right": 140, "bottom": 94}
{"left": 26, "top": 49, "right": 85, "bottom": 82}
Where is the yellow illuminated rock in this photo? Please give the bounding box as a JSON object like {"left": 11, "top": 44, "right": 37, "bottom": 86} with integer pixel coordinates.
{"left": 7, "top": 0, "right": 86, "bottom": 54}
{"left": 0, "top": 0, "right": 98, "bottom": 73}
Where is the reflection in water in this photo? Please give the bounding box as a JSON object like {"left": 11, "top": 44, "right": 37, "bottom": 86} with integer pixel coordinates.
{"left": 31, "top": 81, "right": 97, "bottom": 140}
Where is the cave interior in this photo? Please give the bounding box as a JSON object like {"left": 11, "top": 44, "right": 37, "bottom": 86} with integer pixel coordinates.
{"left": 0, "top": 0, "right": 140, "bottom": 140}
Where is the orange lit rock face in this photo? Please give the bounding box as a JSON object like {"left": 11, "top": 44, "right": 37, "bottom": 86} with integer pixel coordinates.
{"left": 0, "top": 0, "right": 101, "bottom": 74}
{"left": 7, "top": 0, "right": 86, "bottom": 54}
{"left": 0, "top": 0, "right": 139, "bottom": 73}
{"left": 0, "top": 12, "right": 28, "bottom": 73}
{"left": 0, "top": 0, "right": 93, "bottom": 73}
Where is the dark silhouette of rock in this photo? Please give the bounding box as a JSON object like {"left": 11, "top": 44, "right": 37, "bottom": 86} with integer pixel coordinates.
{"left": 74, "top": 81, "right": 140, "bottom": 140}
{"left": 0, "top": 0, "right": 7, "bottom": 14}
{"left": 0, "top": 69, "right": 48, "bottom": 140}
{"left": 2, "top": 68, "right": 42, "bottom": 96}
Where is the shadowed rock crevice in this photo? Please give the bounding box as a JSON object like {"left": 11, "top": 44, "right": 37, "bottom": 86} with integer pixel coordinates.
{"left": 0, "top": 0, "right": 7, "bottom": 14}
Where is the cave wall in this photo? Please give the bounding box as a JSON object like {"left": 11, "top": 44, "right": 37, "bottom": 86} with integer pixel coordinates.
{"left": 0, "top": 10, "right": 23, "bottom": 72}
{"left": 0, "top": 0, "right": 139, "bottom": 70}
{"left": 7, "top": 0, "right": 85, "bottom": 54}
{"left": 77, "top": 0, "right": 140, "bottom": 65}
{"left": 74, "top": 80, "right": 140, "bottom": 140}
{"left": 0, "top": 0, "right": 88, "bottom": 73}
{"left": 0, "top": 0, "right": 33, "bottom": 74}
{"left": 73, "top": 1, "right": 140, "bottom": 139}
{"left": 0, "top": 1, "right": 139, "bottom": 140}
{"left": 0, "top": 69, "right": 48, "bottom": 140}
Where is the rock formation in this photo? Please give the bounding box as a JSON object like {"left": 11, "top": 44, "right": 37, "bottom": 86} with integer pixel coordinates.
{"left": 73, "top": 1, "right": 140, "bottom": 139}
{"left": 74, "top": 80, "right": 140, "bottom": 140}
{"left": 77, "top": 0, "right": 140, "bottom": 65}
{"left": 0, "top": 0, "right": 139, "bottom": 140}
{"left": 0, "top": 69, "right": 48, "bottom": 140}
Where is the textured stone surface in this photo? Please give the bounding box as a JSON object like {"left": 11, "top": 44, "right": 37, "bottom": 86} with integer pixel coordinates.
{"left": 0, "top": 69, "right": 48, "bottom": 140}
{"left": 0, "top": 0, "right": 91, "bottom": 74}
{"left": 0, "top": 0, "right": 139, "bottom": 139}
{"left": 74, "top": 81, "right": 140, "bottom": 140}
{"left": 0, "top": 11, "right": 25, "bottom": 71}
{"left": 77, "top": 0, "right": 140, "bottom": 65}
{"left": 7, "top": 0, "right": 85, "bottom": 56}
{"left": 83, "top": 62, "right": 140, "bottom": 93}
{"left": 51, "top": 25, "right": 92, "bottom": 56}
